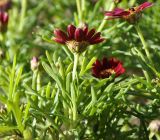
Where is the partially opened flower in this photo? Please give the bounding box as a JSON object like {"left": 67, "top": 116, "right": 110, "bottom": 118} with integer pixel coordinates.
{"left": 0, "top": 0, "right": 12, "bottom": 11}
{"left": 92, "top": 57, "right": 125, "bottom": 79}
{"left": 53, "top": 24, "right": 104, "bottom": 53}
{"left": 0, "top": 11, "right": 8, "bottom": 33}
{"left": 105, "top": 2, "right": 153, "bottom": 24}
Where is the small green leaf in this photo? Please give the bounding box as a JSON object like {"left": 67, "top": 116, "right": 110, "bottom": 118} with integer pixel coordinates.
{"left": 85, "top": 57, "right": 97, "bottom": 72}
{"left": 46, "top": 82, "right": 51, "bottom": 98}
{"left": 0, "top": 126, "right": 18, "bottom": 133}
{"left": 58, "top": 57, "right": 65, "bottom": 80}
{"left": 66, "top": 72, "right": 71, "bottom": 93}
{"left": 42, "top": 62, "right": 63, "bottom": 89}
{"left": 66, "top": 62, "right": 73, "bottom": 75}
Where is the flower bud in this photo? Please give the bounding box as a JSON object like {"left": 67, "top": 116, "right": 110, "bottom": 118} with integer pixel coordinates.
{"left": 0, "top": 11, "right": 9, "bottom": 33}
{"left": 30, "top": 57, "right": 39, "bottom": 71}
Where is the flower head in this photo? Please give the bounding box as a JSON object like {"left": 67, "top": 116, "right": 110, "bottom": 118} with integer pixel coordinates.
{"left": 92, "top": 57, "right": 125, "bottom": 79}
{"left": 0, "top": 0, "right": 12, "bottom": 11}
{"left": 105, "top": 2, "right": 153, "bottom": 24}
{"left": 53, "top": 24, "right": 104, "bottom": 53}
{"left": 0, "top": 11, "right": 8, "bottom": 33}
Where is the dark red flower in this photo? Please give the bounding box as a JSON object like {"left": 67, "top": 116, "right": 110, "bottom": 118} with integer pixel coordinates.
{"left": 92, "top": 57, "right": 125, "bottom": 79}
{"left": 53, "top": 24, "right": 104, "bottom": 53}
{"left": 105, "top": 2, "right": 153, "bottom": 23}
{"left": 0, "top": 0, "right": 12, "bottom": 11}
{"left": 0, "top": 11, "right": 8, "bottom": 33}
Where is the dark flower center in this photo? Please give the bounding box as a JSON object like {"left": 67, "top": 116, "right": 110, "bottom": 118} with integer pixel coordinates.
{"left": 124, "top": 7, "right": 142, "bottom": 24}
{"left": 100, "top": 68, "right": 115, "bottom": 78}
{"left": 129, "top": 7, "right": 136, "bottom": 12}
{"left": 66, "top": 40, "right": 89, "bottom": 53}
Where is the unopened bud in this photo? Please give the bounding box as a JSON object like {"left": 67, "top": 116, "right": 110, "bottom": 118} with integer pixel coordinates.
{"left": 30, "top": 57, "right": 39, "bottom": 71}
{"left": 0, "top": 11, "right": 9, "bottom": 33}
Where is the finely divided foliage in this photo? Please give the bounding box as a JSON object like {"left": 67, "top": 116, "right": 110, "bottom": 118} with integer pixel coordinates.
{"left": 1, "top": 0, "right": 160, "bottom": 140}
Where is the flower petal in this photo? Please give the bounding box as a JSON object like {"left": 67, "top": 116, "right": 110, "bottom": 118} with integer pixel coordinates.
{"left": 114, "top": 63, "right": 125, "bottom": 76}
{"left": 53, "top": 37, "right": 66, "bottom": 44}
{"left": 93, "top": 60, "right": 102, "bottom": 69}
{"left": 67, "top": 24, "right": 76, "bottom": 39}
{"left": 105, "top": 8, "right": 130, "bottom": 17}
{"left": 86, "top": 29, "right": 96, "bottom": 40}
{"left": 54, "top": 29, "right": 68, "bottom": 42}
{"left": 89, "top": 32, "right": 101, "bottom": 43}
{"left": 75, "top": 28, "right": 84, "bottom": 42}
{"left": 137, "top": 2, "right": 153, "bottom": 11}
{"left": 90, "top": 38, "right": 104, "bottom": 45}
{"left": 83, "top": 25, "right": 88, "bottom": 35}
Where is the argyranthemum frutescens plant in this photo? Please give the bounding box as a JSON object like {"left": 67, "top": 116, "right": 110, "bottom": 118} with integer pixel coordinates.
{"left": 1, "top": 0, "right": 160, "bottom": 139}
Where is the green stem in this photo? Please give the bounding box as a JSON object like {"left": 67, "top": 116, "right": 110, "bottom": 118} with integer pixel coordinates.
{"left": 37, "top": 72, "right": 41, "bottom": 91}
{"left": 73, "top": 105, "right": 77, "bottom": 122}
{"left": 32, "top": 70, "right": 38, "bottom": 90}
{"left": 72, "top": 53, "right": 79, "bottom": 80}
{"left": 31, "top": 70, "right": 38, "bottom": 103}
{"left": 76, "top": 0, "right": 82, "bottom": 22}
{"left": 129, "top": 0, "right": 136, "bottom": 7}
{"left": 0, "top": 33, "right": 5, "bottom": 43}
{"left": 135, "top": 25, "right": 153, "bottom": 64}
{"left": 19, "top": 0, "right": 27, "bottom": 32}
{"left": 97, "top": 2, "right": 115, "bottom": 32}
{"left": 81, "top": 0, "right": 85, "bottom": 21}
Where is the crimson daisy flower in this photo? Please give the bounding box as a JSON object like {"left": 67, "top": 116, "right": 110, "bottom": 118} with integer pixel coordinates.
{"left": 92, "top": 57, "right": 125, "bottom": 79}
{"left": 105, "top": 2, "right": 153, "bottom": 24}
{"left": 53, "top": 24, "right": 104, "bottom": 53}
{"left": 0, "top": 11, "right": 8, "bottom": 33}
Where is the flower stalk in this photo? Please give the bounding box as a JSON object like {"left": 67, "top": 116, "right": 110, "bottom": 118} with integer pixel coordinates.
{"left": 76, "top": 0, "right": 82, "bottom": 22}
{"left": 72, "top": 53, "right": 79, "bottom": 80}
{"left": 19, "top": 0, "right": 27, "bottom": 32}
{"left": 135, "top": 25, "right": 152, "bottom": 64}
{"left": 98, "top": 2, "right": 115, "bottom": 32}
